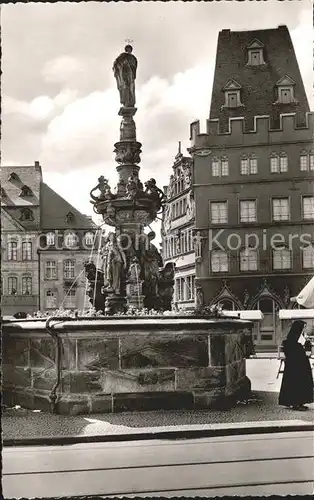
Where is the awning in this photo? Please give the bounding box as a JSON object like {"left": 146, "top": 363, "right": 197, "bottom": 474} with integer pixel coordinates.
{"left": 291, "top": 277, "right": 314, "bottom": 308}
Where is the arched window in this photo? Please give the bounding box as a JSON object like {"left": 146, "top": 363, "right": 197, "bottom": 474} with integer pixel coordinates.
{"left": 22, "top": 241, "right": 32, "bottom": 261}
{"left": 249, "top": 154, "right": 258, "bottom": 174}
{"left": 84, "top": 232, "right": 94, "bottom": 246}
{"left": 64, "top": 231, "right": 78, "bottom": 248}
{"left": 8, "top": 276, "right": 18, "bottom": 295}
{"left": 211, "top": 250, "right": 228, "bottom": 273}
{"left": 240, "top": 248, "right": 258, "bottom": 271}
{"left": 257, "top": 298, "right": 275, "bottom": 314}
{"left": 302, "top": 245, "right": 314, "bottom": 269}
{"left": 270, "top": 153, "right": 279, "bottom": 173}
{"left": 221, "top": 157, "right": 229, "bottom": 176}
{"left": 46, "top": 232, "right": 55, "bottom": 246}
{"left": 279, "top": 153, "right": 288, "bottom": 172}
{"left": 240, "top": 156, "right": 249, "bottom": 175}
{"left": 7, "top": 241, "right": 17, "bottom": 261}
{"left": 218, "top": 299, "right": 235, "bottom": 311}
{"left": 212, "top": 158, "right": 220, "bottom": 177}
{"left": 22, "top": 276, "right": 32, "bottom": 295}
{"left": 300, "top": 150, "right": 308, "bottom": 171}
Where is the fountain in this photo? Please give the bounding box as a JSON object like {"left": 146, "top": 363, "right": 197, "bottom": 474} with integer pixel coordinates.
{"left": 2, "top": 46, "right": 254, "bottom": 415}
{"left": 86, "top": 44, "right": 167, "bottom": 314}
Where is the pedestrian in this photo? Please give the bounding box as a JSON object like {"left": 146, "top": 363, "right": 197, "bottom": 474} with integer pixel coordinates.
{"left": 279, "top": 320, "right": 314, "bottom": 411}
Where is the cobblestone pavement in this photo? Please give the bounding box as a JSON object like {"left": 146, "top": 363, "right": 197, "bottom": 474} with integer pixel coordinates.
{"left": 3, "top": 359, "right": 314, "bottom": 440}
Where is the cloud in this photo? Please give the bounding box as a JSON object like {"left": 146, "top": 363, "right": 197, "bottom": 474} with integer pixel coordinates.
{"left": 1, "top": 0, "right": 312, "bottom": 231}
{"left": 42, "top": 55, "right": 85, "bottom": 84}
{"left": 290, "top": 6, "right": 314, "bottom": 108}
{"left": 38, "top": 63, "right": 213, "bottom": 185}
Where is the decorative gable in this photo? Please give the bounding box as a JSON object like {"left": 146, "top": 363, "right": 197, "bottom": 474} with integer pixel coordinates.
{"left": 249, "top": 278, "right": 283, "bottom": 308}
{"left": 222, "top": 80, "right": 243, "bottom": 109}
{"left": 222, "top": 79, "right": 242, "bottom": 91}
{"left": 210, "top": 280, "right": 242, "bottom": 309}
{"left": 246, "top": 38, "right": 264, "bottom": 50}
{"left": 246, "top": 39, "right": 265, "bottom": 66}
{"left": 274, "top": 75, "right": 297, "bottom": 105}
{"left": 276, "top": 75, "right": 296, "bottom": 87}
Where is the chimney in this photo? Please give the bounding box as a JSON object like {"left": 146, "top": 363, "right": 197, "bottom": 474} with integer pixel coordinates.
{"left": 34, "top": 161, "right": 43, "bottom": 180}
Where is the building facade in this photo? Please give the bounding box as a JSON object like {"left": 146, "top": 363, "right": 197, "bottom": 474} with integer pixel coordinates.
{"left": 1, "top": 163, "right": 98, "bottom": 316}
{"left": 189, "top": 26, "right": 314, "bottom": 348}
{"left": 162, "top": 144, "right": 196, "bottom": 309}
{"left": 1, "top": 163, "right": 42, "bottom": 315}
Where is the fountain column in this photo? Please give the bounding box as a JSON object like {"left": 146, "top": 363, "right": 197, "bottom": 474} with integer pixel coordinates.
{"left": 87, "top": 45, "right": 165, "bottom": 314}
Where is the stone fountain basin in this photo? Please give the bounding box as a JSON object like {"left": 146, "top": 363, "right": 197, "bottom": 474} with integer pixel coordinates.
{"left": 3, "top": 316, "right": 253, "bottom": 414}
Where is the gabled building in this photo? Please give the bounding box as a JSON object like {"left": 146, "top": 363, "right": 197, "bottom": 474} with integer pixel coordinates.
{"left": 1, "top": 162, "right": 98, "bottom": 316}
{"left": 38, "top": 183, "right": 97, "bottom": 313}
{"left": 1, "top": 163, "right": 42, "bottom": 315}
{"left": 189, "top": 25, "right": 314, "bottom": 349}
{"left": 161, "top": 144, "right": 196, "bottom": 309}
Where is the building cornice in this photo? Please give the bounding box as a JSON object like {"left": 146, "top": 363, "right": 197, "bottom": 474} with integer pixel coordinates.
{"left": 196, "top": 272, "right": 312, "bottom": 280}
{"left": 193, "top": 175, "right": 314, "bottom": 188}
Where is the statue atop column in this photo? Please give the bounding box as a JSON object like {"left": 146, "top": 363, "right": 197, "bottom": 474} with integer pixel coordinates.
{"left": 113, "top": 45, "right": 137, "bottom": 108}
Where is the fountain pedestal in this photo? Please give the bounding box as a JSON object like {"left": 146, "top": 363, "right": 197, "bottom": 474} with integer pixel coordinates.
{"left": 3, "top": 316, "right": 252, "bottom": 414}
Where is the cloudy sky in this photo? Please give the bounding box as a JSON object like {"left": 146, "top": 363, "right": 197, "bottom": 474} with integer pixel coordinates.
{"left": 2, "top": 0, "right": 313, "bottom": 233}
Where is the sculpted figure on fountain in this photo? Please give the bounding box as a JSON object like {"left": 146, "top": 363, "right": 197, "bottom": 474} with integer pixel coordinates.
{"left": 126, "top": 175, "right": 144, "bottom": 200}
{"left": 127, "top": 256, "right": 141, "bottom": 282}
{"left": 90, "top": 176, "right": 116, "bottom": 207}
{"left": 113, "top": 45, "right": 137, "bottom": 108}
{"left": 144, "top": 178, "right": 166, "bottom": 211}
{"left": 103, "top": 232, "right": 127, "bottom": 295}
{"left": 139, "top": 232, "right": 163, "bottom": 309}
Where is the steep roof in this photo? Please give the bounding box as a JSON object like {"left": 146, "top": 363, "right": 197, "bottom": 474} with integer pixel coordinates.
{"left": 40, "top": 182, "right": 96, "bottom": 230}
{"left": 209, "top": 25, "right": 310, "bottom": 131}
{"left": 0, "top": 164, "right": 41, "bottom": 207}
{"left": 1, "top": 207, "right": 26, "bottom": 232}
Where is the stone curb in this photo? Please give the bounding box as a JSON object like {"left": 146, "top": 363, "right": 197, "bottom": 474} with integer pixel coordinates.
{"left": 3, "top": 420, "right": 313, "bottom": 447}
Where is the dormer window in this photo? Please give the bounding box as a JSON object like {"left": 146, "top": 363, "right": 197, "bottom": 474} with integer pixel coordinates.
{"left": 65, "top": 211, "right": 74, "bottom": 223}
{"left": 84, "top": 232, "right": 94, "bottom": 246}
{"left": 46, "top": 232, "right": 55, "bottom": 246}
{"left": 20, "top": 208, "right": 34, "bottom": 221}
{"left": 246, "top": 39, "right": 265, "bottom": 66}
{"left": 274, "top": 76, "right": 297, "bottom": 105}
{"left": 222, "top": 79, "right": 243, "bottom": 109}
{"left": 20, "top": 185, "right": 33, "bottom": 197}
{"left": 64, "top": 231, "right": 78, "bottom": 248}
{"left": 8, "top": 172, "right": 19, "bottom": 182}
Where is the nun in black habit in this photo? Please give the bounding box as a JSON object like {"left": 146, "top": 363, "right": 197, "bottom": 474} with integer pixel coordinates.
{"left": 279, "top": 320, "right": 314, "bottom": 410}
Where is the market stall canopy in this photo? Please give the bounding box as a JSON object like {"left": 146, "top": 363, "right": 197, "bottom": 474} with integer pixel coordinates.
{"left": 221, "top": 310, "right": 263, "bottom": 321}
{"left": 279, "top": 309, "right": 314, "bottom": 320}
